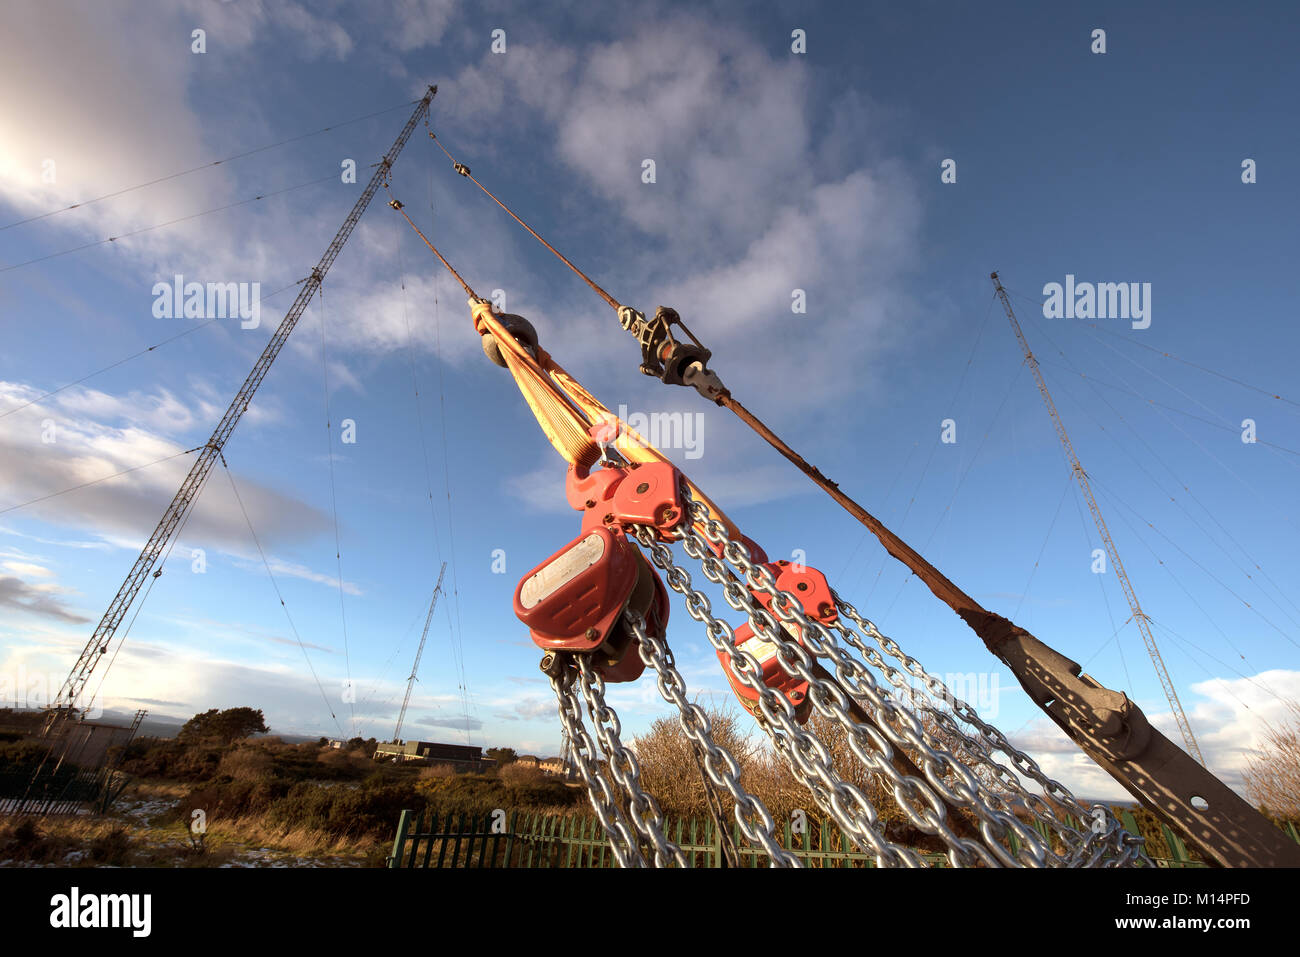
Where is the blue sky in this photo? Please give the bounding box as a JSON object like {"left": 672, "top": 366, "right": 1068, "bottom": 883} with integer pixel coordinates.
{"left": 1, "top": 0, "right": 1298, "bottom": 801}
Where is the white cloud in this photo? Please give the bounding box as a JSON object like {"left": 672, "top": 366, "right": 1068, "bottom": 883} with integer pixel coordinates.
{"left": 0, "top": 380, "right": 332, "bottom": 555}
{"left": 383, "top": 0, "right": 458, "bottom": 52}
{"left": 239, "top": 556, "right": 363, "bottom": 597}
{"left": 431, "top": 16, "right": 922, "bottom": 443}
{"left": 2, "top": 560, "right": 53, "bottom": 578}
{"left": 1007, "top": 669, "right": 1300, "bottom": 802}
{"left": 0, "top": 574, "right": 89, "bottom": 624}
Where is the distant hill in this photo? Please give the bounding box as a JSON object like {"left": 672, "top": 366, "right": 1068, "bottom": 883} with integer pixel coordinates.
{"left": 1, "top": 707, "right": 322, "bottom": 744}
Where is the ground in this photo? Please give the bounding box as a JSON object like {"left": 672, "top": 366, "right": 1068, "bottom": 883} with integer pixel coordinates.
{"left": 0, "top": 782, "right": 383, "bottom": 868}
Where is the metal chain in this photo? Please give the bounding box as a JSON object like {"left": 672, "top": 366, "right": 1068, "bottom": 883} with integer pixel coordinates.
{"left": 543, "top": 493, "right": 1143, "bottom": 867}
{"left": 690, "top": 733, "right": 744, "bottom": 868}
{"left": 575, "top": 654, "right": 688, "bottom": 868}
{"left": 628, "top": 612, "right": 803, "bottom": 867}
{"left": 832, "top": 594, "right": 1147, "bottom": 866}
{"left": 688, "top": 515, "right": 1008, "bottom": 868}
{"left": 636, "top": 489, "right": 1142, "bottom": 867}
{"left": 631, "top": 523, "right": 922, "bottom": 867}
{"left": 548, "top": 662, "right": 646, "bottom": 868}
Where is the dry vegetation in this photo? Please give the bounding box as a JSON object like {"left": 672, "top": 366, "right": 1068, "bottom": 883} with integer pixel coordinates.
{"left": 0, "top": 725, "right": 581, "bottom": 867}
{"left": 5, "top": 695, "right": 1297, "bottom": 867}
{"left": 628, "top": 702, "right": 1001, "bottom": 850}
{"left": 1242, "top": 698, "right": 1300, "bottom": 820}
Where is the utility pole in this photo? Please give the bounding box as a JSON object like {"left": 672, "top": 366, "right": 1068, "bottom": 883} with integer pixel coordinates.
{"left": 45, "top": 87, "right": 439, "bottom": 733}
{"left": 393, "top": 562, "right": 447, "bottom": 743}
{"left": 990, "top": 271, "right": 1205, "bottom": 766}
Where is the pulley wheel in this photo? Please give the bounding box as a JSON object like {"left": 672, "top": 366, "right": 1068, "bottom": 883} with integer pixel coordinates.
{"left": 482, "top": 312, "right": 540, "bottom": 367}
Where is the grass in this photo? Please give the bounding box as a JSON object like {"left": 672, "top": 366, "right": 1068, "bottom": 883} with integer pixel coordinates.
{"left": 0, "top": 781, "right": 381, "bottom": 868}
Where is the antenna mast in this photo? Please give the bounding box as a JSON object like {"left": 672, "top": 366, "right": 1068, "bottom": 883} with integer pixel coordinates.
{"left": 394, "top": 562, "right": 447, "bottom": 743}
{"left": 990, "top": 271, "right": 1205, "bottom": 766}
{"left": 46, "top": 87, "right": 438, "bottom": 730}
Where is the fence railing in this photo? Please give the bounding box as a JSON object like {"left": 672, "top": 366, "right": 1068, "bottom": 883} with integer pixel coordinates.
{"left": 389, "top": 809, "right": 918, "bottom": 868}
{"left": 388, "top": 807, "right": 1300, "bottom": 868}
{"left": 0, "top": 766, "right": 122, "bottom": 817}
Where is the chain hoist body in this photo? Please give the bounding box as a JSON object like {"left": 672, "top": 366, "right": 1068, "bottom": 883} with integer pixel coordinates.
{"left": 513, "top": 457, "right": 683, "bottom": 682}
{"left": 717, "top": 559, "right": 837, "bottom": 725}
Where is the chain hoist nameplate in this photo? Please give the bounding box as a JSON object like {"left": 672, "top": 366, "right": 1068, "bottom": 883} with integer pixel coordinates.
{"left": 520, "top": 532, "right": 605, "bottom": 609}
{"left": 515, "top": 525, "right": 641, "bottom": 654}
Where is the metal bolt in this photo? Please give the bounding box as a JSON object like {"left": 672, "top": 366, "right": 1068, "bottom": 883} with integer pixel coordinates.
{"left": 635, "top": 482, "right": 650, "bottom": 494}
{"left": 797, "top": 582, "right": 809, "bottom": 591}
{"left": 585, "top": 499, "right": 596, "bottom": 508}
{"left": 585, "top": 627, "right": 598, "bottom": 640}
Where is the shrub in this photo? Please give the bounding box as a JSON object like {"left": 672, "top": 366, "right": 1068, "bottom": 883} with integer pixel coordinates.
{"left": 499, "top": 762, "right": 545, "bottom": 786}
{"left": 88, "top": 827, "right": 132, "bottom": 866}
{"left": 419, "top": 763, "right": 460, "bottom": 781}
{"left": 218, "top": 747, "right": 274, "bottom": 783}
{"left": 0, "top": 817, "right": 56, "bottom": 864}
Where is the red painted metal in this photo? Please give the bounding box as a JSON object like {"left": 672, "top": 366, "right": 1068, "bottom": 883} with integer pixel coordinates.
{"left": 514, "top": 525, "right": 639, "bottom": 653}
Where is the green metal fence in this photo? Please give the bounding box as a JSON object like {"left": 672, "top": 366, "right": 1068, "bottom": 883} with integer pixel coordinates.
{"left": 388, "top": 807, "right": 1300, "bottom": 868}
{"left": 391, "top": 809, "right": 962, "bottom": 868}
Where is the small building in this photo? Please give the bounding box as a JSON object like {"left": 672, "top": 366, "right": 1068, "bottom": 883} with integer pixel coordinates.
{"left": 516, "top": 754, "right": 540, "bottom": 768}
{"left": 374, "top": 740, "right": 484, "bottom": 769}
{"left": 539, "top": 756, "right": 565, "bottom": 775}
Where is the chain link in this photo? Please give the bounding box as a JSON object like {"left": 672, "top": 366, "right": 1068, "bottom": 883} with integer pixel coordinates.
{"left": 628, "top": 612, "right": 803, "bottom": 867}
{"left": 575, "top": 654, "right": 688, "bottom": 867}
{"left": 832, "top": 594, "right": 1147, "bottom": 867}
{"left": 672, "top": 510, "right": 1014, "bottom": 866}
{"left": 633, "top": 522, "right": 923, "bottom": 867}
{"left": 548, "top": 663, "right": 646, "bottom": 868}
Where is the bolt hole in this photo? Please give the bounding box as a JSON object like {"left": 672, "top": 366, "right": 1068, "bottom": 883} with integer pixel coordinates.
{"left": 1190, "top": 795, "right": 1209, "bottom": 812}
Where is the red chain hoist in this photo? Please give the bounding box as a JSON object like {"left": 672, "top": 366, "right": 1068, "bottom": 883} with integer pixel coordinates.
{"left": 513, "top": 450, "right": 682, "bottom": 683}
{"left": 717, "top": 560, "right": 837, "bottom": 725}
{"left": 513, "top": 429, "right": 834, "bottom": 727}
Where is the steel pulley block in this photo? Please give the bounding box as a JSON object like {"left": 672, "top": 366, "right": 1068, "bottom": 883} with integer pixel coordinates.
{"left": 748, "top": 560, "right": 838, "bottom": 639}
{"left": 601, "top": 550, "right": 671, "bottom": 683}
{"left": 717, "top": 561, "right": 835, "bottom": 724}
{"left": 480, "top": 311, "right": 540, "bottom": 367}
{"left": 567, "top": 459, "right": 688, "bottom": 541}
{"left": 514, "top": 524, "right": 667, "bottom": 682}
{"left": 717, "top": 620, "right": 812, "bottom": 724}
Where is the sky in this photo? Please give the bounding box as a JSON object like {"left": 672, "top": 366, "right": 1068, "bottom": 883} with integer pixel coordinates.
{"left": 1, "top": 0, "right": 1298, "bottom": 804}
